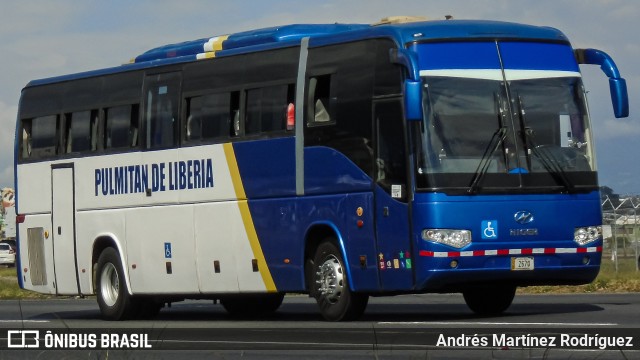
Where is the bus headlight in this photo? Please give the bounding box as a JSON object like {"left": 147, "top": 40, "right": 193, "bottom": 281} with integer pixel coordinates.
{"left": 574, "top": 226, "right": 602, "bottom": 246}
{"left": 422, "top": 229, "right": 471, "bottom": 249}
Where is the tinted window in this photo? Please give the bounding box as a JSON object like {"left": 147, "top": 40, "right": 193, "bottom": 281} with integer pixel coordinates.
{"left": 305, "top": 41, "right": 376, "bottom": 176}
{"left": 144, "top": 72, "right": 181, "bottom": 149}
{"left": 307, "top": 75, "right": 334, "bottom": 126}
{"left": 186, "top": 92, "right": 236, "bottom": 142}
{"left": 105, "top": 104, "right": 139, "bottom": 149}
{"left": 245, "top": 84, "right": 292, "bottom": 135}
{"left": 21, "top": 115, "right": 59, "bottom": 159}
{"left": 374, "top": 39, "right": 402, "bottom": 96}
{"left": 66, "top": 110, "right": 98, "bottom": 153}
{"left": 375, "top": 100, "right": 406, "bottom": 199}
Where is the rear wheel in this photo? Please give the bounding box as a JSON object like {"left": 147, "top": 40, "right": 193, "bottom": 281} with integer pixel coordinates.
{"left": 96, "top": 247, "right": 138, "bottom": 320}
{"left": 221, "top": 293, "right": 285, "bottom": 317}
{"left": 311, "top": 241, "right": 368, "bottom": 321}
{"left": 463, "top": 286, "right": 516, "bottom": 315}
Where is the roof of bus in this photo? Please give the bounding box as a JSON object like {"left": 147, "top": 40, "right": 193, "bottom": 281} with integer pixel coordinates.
{"left": 26, "top": 19, "right": 570, "bottom": 88}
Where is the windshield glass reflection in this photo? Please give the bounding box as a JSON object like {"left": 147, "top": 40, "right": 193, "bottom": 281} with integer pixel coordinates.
{"left": 414, "top": 76, "right": 596, "bottom": 194}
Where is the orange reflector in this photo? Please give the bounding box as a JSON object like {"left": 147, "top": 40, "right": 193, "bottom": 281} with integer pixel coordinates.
{"left": 357, "top": 220, "right": 364, "bottom": 228}
{"left": 286, "top": 103, "right": 295, "bottom": 130}
{"left": 16, "top": 214, "right": 25, "bottom": 224}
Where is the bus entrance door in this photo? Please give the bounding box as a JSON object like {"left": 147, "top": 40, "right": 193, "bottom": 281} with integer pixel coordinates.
{"left": 51, "top": 165, "right": 80, "bottom": 295}
{"left": 374, "top": 100, "right": 414, "bottom": 291}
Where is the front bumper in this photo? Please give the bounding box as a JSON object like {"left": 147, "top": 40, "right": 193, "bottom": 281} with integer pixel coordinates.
{"left": 414, "top": 245, "right": 601, "bottom": 292}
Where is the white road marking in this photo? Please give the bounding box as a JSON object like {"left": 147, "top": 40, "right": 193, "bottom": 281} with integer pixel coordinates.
{"left": 377, "top": 321, "right": 618, "bottom": 327}
{"left": 0, "top": 320, "right": 50, "bottom": 323}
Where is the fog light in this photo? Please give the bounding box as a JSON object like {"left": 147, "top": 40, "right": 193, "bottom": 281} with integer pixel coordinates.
{"left": 582, "top": 256, "right": 590, "bottom": 265}
{"left": 450, "top": 260, "right": 458, "bottom": 268}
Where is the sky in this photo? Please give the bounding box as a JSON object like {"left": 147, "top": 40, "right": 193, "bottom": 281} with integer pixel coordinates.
{"left": 0, "top": 0, "right": 638, "bottom": 194}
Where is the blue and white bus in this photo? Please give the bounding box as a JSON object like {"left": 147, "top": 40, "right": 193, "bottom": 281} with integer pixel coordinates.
{"left": 15, "top": 16, "right": 629, "bottom": 321}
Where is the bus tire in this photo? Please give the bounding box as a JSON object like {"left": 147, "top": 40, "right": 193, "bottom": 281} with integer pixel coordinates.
{"left": 312, "top": 241, "right": 368, "bottom": 321}
{"left": 96, "top": 247, "right": 138, "bottom": 320}
{"left": 463, "top": 286, "right": 516, "bottom": 315}
{"left": 220, "top": 293, "right": 285, "bottom": 317}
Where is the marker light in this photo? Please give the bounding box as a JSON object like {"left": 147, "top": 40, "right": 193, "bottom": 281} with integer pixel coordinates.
{"left": 422, "top": 229, "right": 472, "bottom": 249}
{"left": 286, "top": 103, "right": 295, "bottom": 131}
{"left": 574, "top": 226, "right": 602, "bottom": 246}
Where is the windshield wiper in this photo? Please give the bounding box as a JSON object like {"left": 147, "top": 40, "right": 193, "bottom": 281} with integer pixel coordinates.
{"left": 516, "top": 96, "right": 574, "bottom": 193}
{"left": 467, "top": 126, "right": 508, "bottom": 194}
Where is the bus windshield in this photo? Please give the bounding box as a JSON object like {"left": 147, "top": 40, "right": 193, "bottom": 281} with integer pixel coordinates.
{"left": 414, "top": 76, "right": 597, "bottom": 194}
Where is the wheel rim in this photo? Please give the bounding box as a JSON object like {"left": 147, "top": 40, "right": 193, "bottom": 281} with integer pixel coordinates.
{"left": 100, "top": 263, "right": 119, "bottom": 307}
{"left": 315, "top": 254, "right": 344, "bottom": 304}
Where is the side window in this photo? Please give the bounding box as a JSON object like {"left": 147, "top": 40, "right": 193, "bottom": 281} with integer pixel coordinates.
{"left": 144, "top": 72, "right": 181, "bottom": 149}
{"left": 21, "top": 115, "right": 59, "bottom": 159}
{"left": 245, "top": 84, "right": 293, "bottom": 136}
{"left": 65, "top": 110, "right": 98, "bottom": 153}
{"left": 375, "top": 100, "right": 407, "bottom": 200}
{"left": 374, "top": 40, "right": 403, "bottom": 96}
{"left": 307, "top": 75, "right": 334, "bottom": 126}
{"left": 105, "top": 104, "right": 139, "bottom": 149}
{"left": 20, "top": 120, "right": 32, "bottom": 159}
{"left": 185, "top": 91, "right": 238, "bottom": 142}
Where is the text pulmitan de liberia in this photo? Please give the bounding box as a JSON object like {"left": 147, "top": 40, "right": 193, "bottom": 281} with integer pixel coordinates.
{"left": 94, "top": 159, "right": 214, "bottom": 196}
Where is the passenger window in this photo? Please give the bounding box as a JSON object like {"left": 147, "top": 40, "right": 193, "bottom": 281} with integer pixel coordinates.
{"left": 105, "top": 104, "right": 139, "bottom": 149}
{"left": 186, "top": 92, "right": 235, "bottom": 142}
{"left": 144, "top": 72, "right": 181, "bottom": 149}
{"left": 21, "top": 115, "right": 59, "bottom": 159}
{"left": 65, "top": 110, "right": 98, "bottom": 153}
{"left": 245, "top": 84, "right": 292, "bottom": 135}
{"left": 307, "top": 75, "right": 334, "bottom": 126}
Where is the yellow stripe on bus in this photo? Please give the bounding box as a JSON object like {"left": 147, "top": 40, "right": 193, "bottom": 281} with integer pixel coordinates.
{"left": 210, "top": 35, "right": 229, "bottom": 51}
{"left": 196, "top": 52, "right": 216, "bottom": 60}
{"left": 223, "top": 143, "right": 277, "bottom": 292}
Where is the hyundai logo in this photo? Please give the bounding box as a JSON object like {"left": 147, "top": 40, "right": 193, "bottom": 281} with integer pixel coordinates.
{"left": 514, "top": 211, "right": 534, "bottom": 224}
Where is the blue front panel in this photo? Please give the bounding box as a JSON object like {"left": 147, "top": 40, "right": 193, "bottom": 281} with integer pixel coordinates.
{"left": 413, "top": 42, "right": 501, "bottom": 70}
{"left": 412, "top": 191, "right": 602, "bottom": 291}
{"left": 499, "top": 42, "right": 579, "bottom": 71}
{"left": 413, "top": 41, "right": 579, "bottom": 72}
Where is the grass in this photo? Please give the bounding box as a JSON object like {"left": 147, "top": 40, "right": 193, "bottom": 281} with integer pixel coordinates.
{"left": 0, "top": 267, "right": 52, "bottom": 299}
{"left": 2, "top": 257, "right": 640, "bottom": 299}
{"left": 519, "top": 256, "right": 640, "bottom": 294}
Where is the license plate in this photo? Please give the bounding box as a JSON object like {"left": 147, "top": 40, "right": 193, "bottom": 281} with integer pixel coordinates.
{"left": 511, "top": 257, "right": 534, "bottom": 271}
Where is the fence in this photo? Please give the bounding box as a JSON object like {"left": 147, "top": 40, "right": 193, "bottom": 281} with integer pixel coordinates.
{"left": 602, "top": 196, "right": 640, "bottom": 272}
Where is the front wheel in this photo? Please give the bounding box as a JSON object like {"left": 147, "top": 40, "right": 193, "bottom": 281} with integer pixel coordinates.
{"left": 96, "top": 247, "right": 138, "bottom": 320}
{"left": 311, "top": 241, "right": 368, "bottom": 321}
{"left": 463, "top": 286, "right": 516, "bottom": 315}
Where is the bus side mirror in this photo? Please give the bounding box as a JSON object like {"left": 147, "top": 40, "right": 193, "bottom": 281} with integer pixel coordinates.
{"left": 404, "top": 80, "right": 423, "bottom": 121}
{"left": 575, "top": 48, "right": 629, "bottom": 118}
{"left": 609, "top": 77, "right": 629, "bottom": 118}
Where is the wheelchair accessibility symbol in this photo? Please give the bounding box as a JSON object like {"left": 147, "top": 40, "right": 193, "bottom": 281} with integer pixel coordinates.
{"left": 481, "top": 220, "right": 498, "bottom": 239}
{"left": 164, "top": 242, "right": 172, "bottom": 258}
